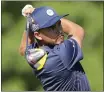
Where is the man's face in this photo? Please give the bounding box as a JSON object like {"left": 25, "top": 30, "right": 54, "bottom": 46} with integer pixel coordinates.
{"left": 34, "top": 20, "right": 64, "bottom": 45}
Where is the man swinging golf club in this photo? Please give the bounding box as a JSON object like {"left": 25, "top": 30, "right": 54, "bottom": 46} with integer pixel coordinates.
{"left": 19, "top": 4, "right": 91, "bottom": 91}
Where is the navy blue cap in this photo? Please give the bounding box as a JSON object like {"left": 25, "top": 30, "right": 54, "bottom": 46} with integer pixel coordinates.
{"left": 31, "top": 6, "right": 69, "bottom": 30}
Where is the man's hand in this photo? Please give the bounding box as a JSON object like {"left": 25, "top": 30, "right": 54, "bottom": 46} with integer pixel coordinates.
{"left": 22, "top": 4, "right": 35, "bottom": 17}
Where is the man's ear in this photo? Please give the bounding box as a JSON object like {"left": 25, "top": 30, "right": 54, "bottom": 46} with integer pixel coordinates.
{"left": 34, "top": 32, "right": 42, "bottom": 40}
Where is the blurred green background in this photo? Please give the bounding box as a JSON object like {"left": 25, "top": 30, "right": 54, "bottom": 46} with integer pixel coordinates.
{"left": 1, "top": 1, "right": 103, "bottom": 91}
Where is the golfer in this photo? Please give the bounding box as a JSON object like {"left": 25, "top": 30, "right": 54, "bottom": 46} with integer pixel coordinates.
{"left": 19, "top": 5, "right": 91, "bottom": 91}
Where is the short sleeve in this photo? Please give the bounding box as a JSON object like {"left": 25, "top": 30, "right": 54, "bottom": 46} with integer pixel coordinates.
{"left": 27, "top": 43, "right": 36, "bottom": 49}
{"left": 59, "top": 38, "right": 83, "bottom": 70}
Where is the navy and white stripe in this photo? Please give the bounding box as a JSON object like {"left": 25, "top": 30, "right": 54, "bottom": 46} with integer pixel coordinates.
{"left": 32, "top": 38, "right": 91, "bottom": 91}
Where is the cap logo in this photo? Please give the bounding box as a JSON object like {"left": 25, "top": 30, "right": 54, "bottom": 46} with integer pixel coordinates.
{"left": 46, "top": 9, "right": 54, "bottom": 16}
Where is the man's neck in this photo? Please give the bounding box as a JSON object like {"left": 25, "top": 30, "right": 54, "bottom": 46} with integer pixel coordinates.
{"left": 37, "top": 41, "right": 55, "bottom": 49}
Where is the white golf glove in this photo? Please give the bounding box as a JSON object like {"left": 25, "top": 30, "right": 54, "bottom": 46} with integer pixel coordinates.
{"left": 22, "top": 4, "right": 34, "bottom": 17}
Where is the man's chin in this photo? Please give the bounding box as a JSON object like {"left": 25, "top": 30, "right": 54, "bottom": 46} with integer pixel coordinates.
{"left": 56, "top": 40, "right": 64, "bottom": 44}
{"left": 55, "top": 36, "right": 64, "bottom": 44}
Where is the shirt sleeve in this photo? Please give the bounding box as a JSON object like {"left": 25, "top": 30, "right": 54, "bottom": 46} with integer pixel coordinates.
{"left": 27, "top": 43, "right": 36, "bottom": 49}
{"left": 59, "top": 37, "right": 83, "bottom": 70}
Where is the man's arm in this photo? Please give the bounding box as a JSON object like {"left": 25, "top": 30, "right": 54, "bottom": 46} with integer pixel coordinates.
{"left": 61, "top": 18, "right": 85, "bottom": 48}
{"left": 19, "top": 31, "right": 34, "bottom": 56}
{"left": 19, "top": 5, "right": 35, "bottom": 56}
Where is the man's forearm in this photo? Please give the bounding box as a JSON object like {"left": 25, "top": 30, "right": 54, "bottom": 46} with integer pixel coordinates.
{"left": 61, "top": 18, "right": 85, "bottom": 47}
{"left": 19, "top": 31, "right": 34, "bottom": 56}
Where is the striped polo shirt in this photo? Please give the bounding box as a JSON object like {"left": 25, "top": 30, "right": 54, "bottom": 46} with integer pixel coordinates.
{"left": 30, "top": 38, "right": 91, "bottom": 91}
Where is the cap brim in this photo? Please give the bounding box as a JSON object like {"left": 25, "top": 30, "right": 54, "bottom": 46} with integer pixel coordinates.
{"left": 40, "top": 14, "right": 69, "bottom": 29}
